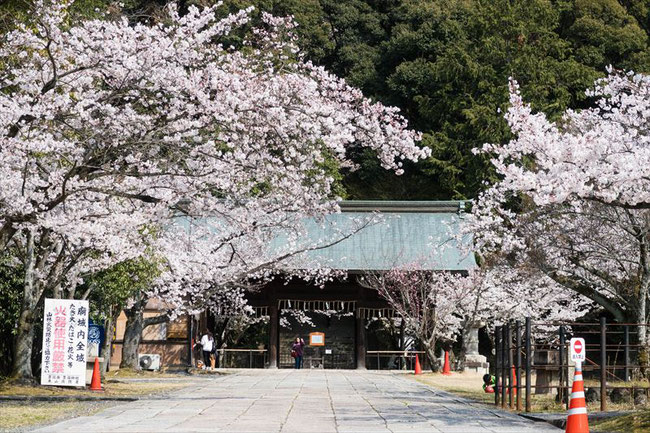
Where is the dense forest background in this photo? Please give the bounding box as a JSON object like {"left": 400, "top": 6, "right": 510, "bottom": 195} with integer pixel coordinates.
{"left": 2, "top": 0, "right": 650, "bottom": 202}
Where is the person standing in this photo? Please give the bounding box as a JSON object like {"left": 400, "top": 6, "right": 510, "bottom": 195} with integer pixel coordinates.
{"left": 200, "top": 331, "right": 214, "bottom": 370}
{"left": 291, "top": 337, "right": 305, "bottom": 369}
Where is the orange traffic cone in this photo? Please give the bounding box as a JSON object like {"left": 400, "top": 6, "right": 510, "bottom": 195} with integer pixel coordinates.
{"left": 414, "top": 354, "right": 423, "bottom": 375}
{"left": 89, "top": 357, "right": 103, "bottom": 392}
{"left": 511, "top": 365, "right": 517, "bottom": 396}
{"left": 565, "top": 363, "right": 588, "bottom": 433}
{"left": 441, "top": 350, "right": 451, "bottom": 375}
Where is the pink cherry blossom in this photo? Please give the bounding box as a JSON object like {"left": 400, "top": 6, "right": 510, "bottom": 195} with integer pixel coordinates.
{"left": 4, "top": 1, "right": 428, "bottom": 380}
{"left": 470, "top": 70, "right": 650, "bottom": 345}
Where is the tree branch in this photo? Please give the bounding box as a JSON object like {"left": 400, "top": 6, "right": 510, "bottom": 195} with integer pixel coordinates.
{"left": 144, "top": 313, "right": 170, "bottom": 327}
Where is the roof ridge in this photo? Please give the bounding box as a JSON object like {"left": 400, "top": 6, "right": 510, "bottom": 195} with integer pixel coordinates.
{"left": 339, "top": 200, "right": 468, "bottom": 213}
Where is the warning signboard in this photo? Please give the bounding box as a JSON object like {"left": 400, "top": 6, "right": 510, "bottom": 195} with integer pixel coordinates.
{"left": 569, "top": 338, "right": 586, "bottom": 364}
{"left": 41, "top": 298, "right": 89, "bottom": 387}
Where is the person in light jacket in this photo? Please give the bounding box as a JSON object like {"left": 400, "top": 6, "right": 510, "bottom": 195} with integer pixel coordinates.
{"left": 200, "top": 331, "right": 214, "bottom": 370}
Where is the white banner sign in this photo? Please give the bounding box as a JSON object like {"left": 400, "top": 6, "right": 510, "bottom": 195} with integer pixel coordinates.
{"left": 41, "top": 298, "right": 89, "bottom": 386}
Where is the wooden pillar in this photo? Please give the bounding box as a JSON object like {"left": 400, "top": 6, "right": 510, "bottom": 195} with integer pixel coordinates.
{"left": 624, "top": 326, "right": 630, "bottom": 382}
{"left": 269, "top": 304, "right": 279, "bottom": 368}
{"left": 495, "top": 325, "right": 501, "bottom": 407}
{"left": 355, "top": 309, "right": 366, "bottom": 369}
{"left": 399, "top": 319, "right": 405, "bottom": 370}
{"left": 525, "top": 317, "right": 532, "bottom": 412}
{"left": 187, "top": 314, "right": 193, "bottom": 367}
{"left": 600, "top": 316, "right": 607, "bottom": 412}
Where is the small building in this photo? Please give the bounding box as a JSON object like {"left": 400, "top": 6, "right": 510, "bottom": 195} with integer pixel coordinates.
{"left": 110, "top": 298, "right": 191, "bottom": 369}
{"left": 110, "top": 201, "right": 475, "bottom": 370}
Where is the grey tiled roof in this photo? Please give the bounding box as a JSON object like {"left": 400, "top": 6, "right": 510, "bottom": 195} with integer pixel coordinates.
{"left": 283, "top": 201, "right": 476, "bottom": 271}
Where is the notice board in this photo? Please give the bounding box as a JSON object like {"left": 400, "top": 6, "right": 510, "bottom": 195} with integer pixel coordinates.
{"left": 309, "top": 332, "right": 325, "bottom": 346}
{"left": 41, "top": 298, "right": 89, "bottom": 386}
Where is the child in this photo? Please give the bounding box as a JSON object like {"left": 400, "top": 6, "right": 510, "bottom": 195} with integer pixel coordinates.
{"left": 483, "top": 374, "right": 496, "bottom": 393}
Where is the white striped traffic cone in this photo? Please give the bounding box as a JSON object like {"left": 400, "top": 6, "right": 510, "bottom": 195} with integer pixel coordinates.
{"left": 565, "top": 362, "right": 589, "bottom": 433}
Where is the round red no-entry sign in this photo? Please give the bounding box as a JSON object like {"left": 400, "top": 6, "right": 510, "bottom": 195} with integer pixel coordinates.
{"left": 570, "top": 337, "right": 586, "bottom": 363}
{"left": 574, "top": 340, "right": 583, "bottom": 353}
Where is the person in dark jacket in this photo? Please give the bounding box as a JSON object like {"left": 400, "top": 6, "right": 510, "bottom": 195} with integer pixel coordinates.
{"left": 291, "top": 337, "right": 305, "bottom": 369}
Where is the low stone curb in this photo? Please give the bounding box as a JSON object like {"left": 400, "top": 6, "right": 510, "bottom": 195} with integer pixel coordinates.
{"left": 186, "top": 367, "right": 238, "bottom": 375}
{"left": 519, "top": 410, "right": 631, "bottom": 431}
{"left": 0, "top": 395, "right": 137, "bottom": 402}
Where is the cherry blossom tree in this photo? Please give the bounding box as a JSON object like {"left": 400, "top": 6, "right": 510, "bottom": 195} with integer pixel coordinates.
{"left": 362, "top": 264, "right": 590, "bottom": 368}
{"left": 361, "top": 269, "right": 477, "bottom": 367}
{"left": 1, "top": 1, "right": 428, "bottom": 380}
{"left": 471, "top": 70, "right": 650, "bottom": 351}
{"left": 118, "top": 201, "right": 374, "bottom": 368}
{"left": 476, "top": 262, "right": 592, "bottom": 337}
{"left": 478, "top": 69, "right": 650, "bottom": 210}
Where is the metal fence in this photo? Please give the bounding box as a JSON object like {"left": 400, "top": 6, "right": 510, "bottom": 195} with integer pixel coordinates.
{"left": 216, "top": 349, "right": 431, "bottom": 370}
{"left": 495, "top": 317, "right": 650, "bottom": 412}
{"left": 220, "top": 349, "right": 268, "bottom": 368}
{"left": 279, "top": 352, "right": 353, "bottom": 369}
{"left": 366, "top": 350, "right": 431, "bottom": 370}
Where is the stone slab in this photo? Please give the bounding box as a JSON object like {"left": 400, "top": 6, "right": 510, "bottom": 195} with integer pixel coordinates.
{"left": 31, "top": 369, "right": 561, "bottom": 433}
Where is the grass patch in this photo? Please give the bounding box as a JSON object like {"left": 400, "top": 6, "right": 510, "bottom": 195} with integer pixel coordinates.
{"left": 0, "top": 401, "right": 107, "bottom": 430}
{"left": 413, "top": 372, "right": 496, "bottom": 406}
{"left": 0, "top": 378, "right": 188, "bottom": 398}
{"left": 412, "top": 373, "right": 648, "bottom": 413}
{"left": 0, "top": 372, "right": 193, "bottom": 431}
{"left": 584, "top": 379, "right": 650, "bottom": 388}
{"left": 591, "top": 411, "right": 650, "bottom": 433}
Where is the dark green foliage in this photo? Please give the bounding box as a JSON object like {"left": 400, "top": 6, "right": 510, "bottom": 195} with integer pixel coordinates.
{"left": 2, "top": 0, "right": 649, "bottom": 201}
{"left": 322, "top": 0, "right": 644, "bottom": 199}
{"left": 213, "top": 0, "right": 650, "bottom": 200}
{"left": 558, "top": 0, "right": 649, "bottom": 70}
{"left": 0, "top": 257, "right": 23, "bottom": 377}
{"left": 86, "top": 257, "right": 161, "bottom": 324}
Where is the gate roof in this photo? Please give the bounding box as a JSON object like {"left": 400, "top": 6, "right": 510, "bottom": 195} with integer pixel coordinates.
{"left": 283, "top": 200, "right": 476, "bottom": 272}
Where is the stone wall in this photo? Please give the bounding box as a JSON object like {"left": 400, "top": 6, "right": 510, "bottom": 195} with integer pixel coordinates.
{"left": 279, "top": 312, "right": 355, "bottom": 369}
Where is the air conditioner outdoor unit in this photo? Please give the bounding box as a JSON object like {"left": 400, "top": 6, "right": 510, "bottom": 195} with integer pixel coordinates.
{"left": 138, "top": 354, "right": 161, "bottom": 371}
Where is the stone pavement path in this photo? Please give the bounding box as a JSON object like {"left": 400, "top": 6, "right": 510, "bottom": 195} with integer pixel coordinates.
{"left": 32, "top": 370, "right": 560, "bottom": 433}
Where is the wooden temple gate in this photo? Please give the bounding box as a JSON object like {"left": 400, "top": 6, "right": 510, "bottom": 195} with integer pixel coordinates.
{"left": 248, "top": 281, "right": 396, "bottom": 369}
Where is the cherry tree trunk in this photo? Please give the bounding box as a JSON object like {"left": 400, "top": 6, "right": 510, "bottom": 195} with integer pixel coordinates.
{"left": 120, "top": 298, "right": 169, "bottom": 370}
{"left": 101, "top": 314, "right": 116, "bottom": 373}
{"left": 638, "top": 300, "right": 647, "bottom": 349}
{"left": 459, "top": 321, "right": 474, "bottom": 367}
{"left": 11, "top": 307, "right": 36, "bottom": 382}
{"left": 11, "top": 232, "right": 37, "bottom": 383}
{"left": 422, "top": 341, "right": 437, "bottom": 372}
{"left": 120, "top": 306, "right": 145, "bottom": 370}
{"left": 636, "top": 284, "right": 649, "bottom": 376}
